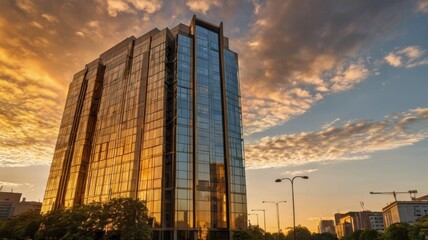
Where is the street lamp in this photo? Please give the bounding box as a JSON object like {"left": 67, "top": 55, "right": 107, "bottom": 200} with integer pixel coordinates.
{"left": 248, "top": 213, "right": 259, "bottom": 226}
{"left": 252, "top": 209, "right": 266, "bottom": 236}
{"left": 262, "top": 200, "right": 287, "bottom": 237}
{"left": 275, "top": 176, "right": 309, "bottom": 240}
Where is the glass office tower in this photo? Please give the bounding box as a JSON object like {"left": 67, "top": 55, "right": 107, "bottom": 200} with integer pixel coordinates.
{"left": 42, "top": 16, "right": 247, "bottom": 239}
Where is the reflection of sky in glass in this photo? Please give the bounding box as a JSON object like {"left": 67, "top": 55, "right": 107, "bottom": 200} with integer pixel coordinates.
{"left": 225, "top": 49, "right": 248, "bottom": 229}
{"left": 175, "top": 34, "right": 194, "bottom": 228}
{"left": 195, "top": 25, "right": 227, "bottom": 229}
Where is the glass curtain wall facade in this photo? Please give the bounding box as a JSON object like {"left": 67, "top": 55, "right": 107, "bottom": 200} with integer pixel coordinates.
{"left": 42, "top": 16, "right": 246, "bottom": 240}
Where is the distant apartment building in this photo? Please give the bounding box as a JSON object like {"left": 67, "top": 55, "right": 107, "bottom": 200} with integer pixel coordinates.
{"left": 0, "top": 192, "right": 20, "bottom": 220}
{"left": 0, "top": 191, "right": 41, "bottom": 220}
{"left": 318, "top": 219, "right": 336, "bottom": 235}
{"left": 368, "top": 213, "right": 385, "bottom": 233}
{"left": 14, "top": 197, "right": 42, "bottom": 216}
{"left": 382, "top": 197, "right": 428, "bottom": 228}
{"left": 335, "top": 211, "right": 384, "bottom": 238}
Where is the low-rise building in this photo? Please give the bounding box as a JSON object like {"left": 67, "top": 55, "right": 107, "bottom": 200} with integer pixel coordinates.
{"left": 0, "top": 192, "right": 21, "bottom": 220}
{"left": 335, "top": 211, "right": 384, "bottom": 238}
{"left": 318, "top": 219, "right": 336, "bottom": 235}
{"left": 14, "top": 197, "right": 42, "bottom": 216}
{"left": 0, "top": 191, "right": 41, "bottom": 220}
{"left": 382, "top": 199, "right": 428, "bottom": 228}
{"left": 368, "top": 213, "right": 385, "bottom": 233}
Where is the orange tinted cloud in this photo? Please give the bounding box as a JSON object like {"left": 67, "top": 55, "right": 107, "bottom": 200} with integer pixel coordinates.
{"left": 237, "top": 0, "right": 410, "bottom": 135}
{"left": 0, "top": 0, "right": 174, "bottom": 167}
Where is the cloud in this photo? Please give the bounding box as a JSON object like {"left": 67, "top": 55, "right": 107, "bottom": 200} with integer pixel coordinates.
{"left": 0, "top": 49, "right": 62, "bottom": 167}
{"left": 106, "top": 0, "right": 131, "bottom": 16}
{"left": 245, "top": 108, "right": 428, "bottom": 169}
{"left": 106, "top": 0, "right": 163, "bottom": 17}
{"left": 241, "top": 59, "right": 370, "bottom": 135}
{"left": 41, "top": 13, "right": 58, "bottom": 23}
{"left": 330, "top": 62, "right": 369, "bottom": 92}
{"left": 322, "top": 118, "right": 341, "bottom": 129}
{"left": 87, "top": 20, "right": 100, "bottom": 28}
{"left": 0, "top": 0, "right": 424, "bottom": 169}
{"left": 384, "top": 46, "right": 428, "bottom": 68}
{"left": 307, "top": 217, "right": 334, "bottom": 221}
{"left": 238, "top": 0, "right": 410, "bottom": 135}
{"left": 418, "top": 0, "right": 428, "bottom": 12}
{"left": 186, "top": 0, "right": 221, "bottom": 14}
{"left": 242, "top": 88, "right": 323, "bottom": 135}
{"left": 75, "top": 31, "right": 85, "bottom": 37}
{"left": 15, "top": 0, "right": 36, "bottom": 14}
{"left": 252, "top": 0, "right": 261, "bottom": 14}
{"left": 283, "top": 169, "right": 318, "bottom": 176}
{"left": 30, "top": 21, "right": 43, "bottom": 29}
{"left": 385, "top": 52, "right": 402, "bottom": 67}
{"left": 0, "top": 0, "right": 170, "bottom": 167}
{"left": 0, "top": 181, "right": 33, "bottom": 188}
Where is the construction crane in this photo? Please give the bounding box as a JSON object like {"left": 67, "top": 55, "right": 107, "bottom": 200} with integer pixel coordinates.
{"left": 370, "top": 190, "right": 418, "bottom": 201}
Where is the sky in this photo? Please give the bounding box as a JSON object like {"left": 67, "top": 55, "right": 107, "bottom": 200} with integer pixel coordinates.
{"left": 0, "top": 0, "right": 428, "bottom": 233}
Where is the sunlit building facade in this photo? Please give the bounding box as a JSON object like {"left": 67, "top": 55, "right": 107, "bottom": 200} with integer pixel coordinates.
{"left": 382, "top": 200, "right": 428, "bottom": 228}
{"left": 41, "top": 16, "right": 247, "bottom": 239}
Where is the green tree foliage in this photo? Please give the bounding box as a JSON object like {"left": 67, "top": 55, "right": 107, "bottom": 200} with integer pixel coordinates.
{"left": 383, "top": 223, "right": 410, "bottom": 240}
{"left": 1, "top": 198, "right": 152, "bottom": 240}
{"left": 285, "top": 225, "right": 312, "bottom": 240}
{"left": 104, "top": 198, "right": 152, "bottom": 239}
{"left": 233, "top": 225, "right": 266, "bottom": 240}
{"left": 272, "top": 232, "right": 287, "bottom": 240}
{"left": 415, "top": 215, "right": 428, "bottom": 238}
{"left": 264, "top": 232, "right": 278, "bottom": 240}
{"left": 312, "top": 232, "right": 339, "bottom": 240}
{"left": 233, "top": 230, "right": 253, "bottom": 240}
{"left": 341, "top": 230, "right": 363, "bottom": 240}
{"left": 358, "top": 229, "right": 378, "bottom": 240}
{"left": 36, "top": 207, "right": 68, "bottom": 239}
{"left": 0, "top": 210, "right": 42, "bottom": 239}
{"left": 408, "top": 215, "right": 428, "bottom": 240}
{"left": 36, "top": 204, "right": 104, "bottom": 239}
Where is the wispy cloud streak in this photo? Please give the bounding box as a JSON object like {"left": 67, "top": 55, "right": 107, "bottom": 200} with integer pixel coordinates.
{"left": 385, "top": 46, "right": 428, "bottom": 68}
{"left": 246, "top": 108, "right": 428, "bottom": 169}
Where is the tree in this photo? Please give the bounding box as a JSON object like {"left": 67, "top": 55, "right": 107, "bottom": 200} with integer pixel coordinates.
{"left": 104, "top": 198, "right": 152, "bottom": 240}
{"left": 408, "top": 215, "right": 428, "bottom": 240}
{"left": 264, "top": 232, "right": 278, "bottom": 240}
{"left": 312, "top": 232, "right": 339, "bottom": 240}
{"left": 383, "top": 223, "right": 410, "bottom": 240}
{"left": 0, "top": 210, "right": 42, "bottom": 239}
{"left": 233, "top": 230, "right": 253, "bottom": 240}
{"left": 0, "top": 216, "right": 14, "bottom": 238}
{"left": 36, "top": 208, "right": 69, "bottom": 239}
{"left": 240, "top": 225, "right": 266, "bottom": 240}
{"left": 359, "top": 229, "right": 378, "bottom": 240}
{"left": 35, "top": 198, "right": 152, "bottom": 240}
{"left": 416, "top": 215, "right": 428, "bottom": 235}
{"left": 272, "top": 232, "right": 287, "bottom": 240}
{"left": 341, "top": 230, "right": 363, "bottom": 240}
{"left": 285, "top": 225, "right": 312, "bottom": 240}
{"left": 59, "top": 202, "right": 106, "bottom": 240}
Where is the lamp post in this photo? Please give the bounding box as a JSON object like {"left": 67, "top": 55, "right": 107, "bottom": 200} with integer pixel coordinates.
{"left": 275, "top": 176, "right": 309, "bottom": 240}
{"left": 262, "top": 200, "right": 287, "bottom": 238}
{"left": 248, "top": 213, "right": 259, "bottom": 226}
{"left": 252, "top": 209, "right": 266, "bottom": 236}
